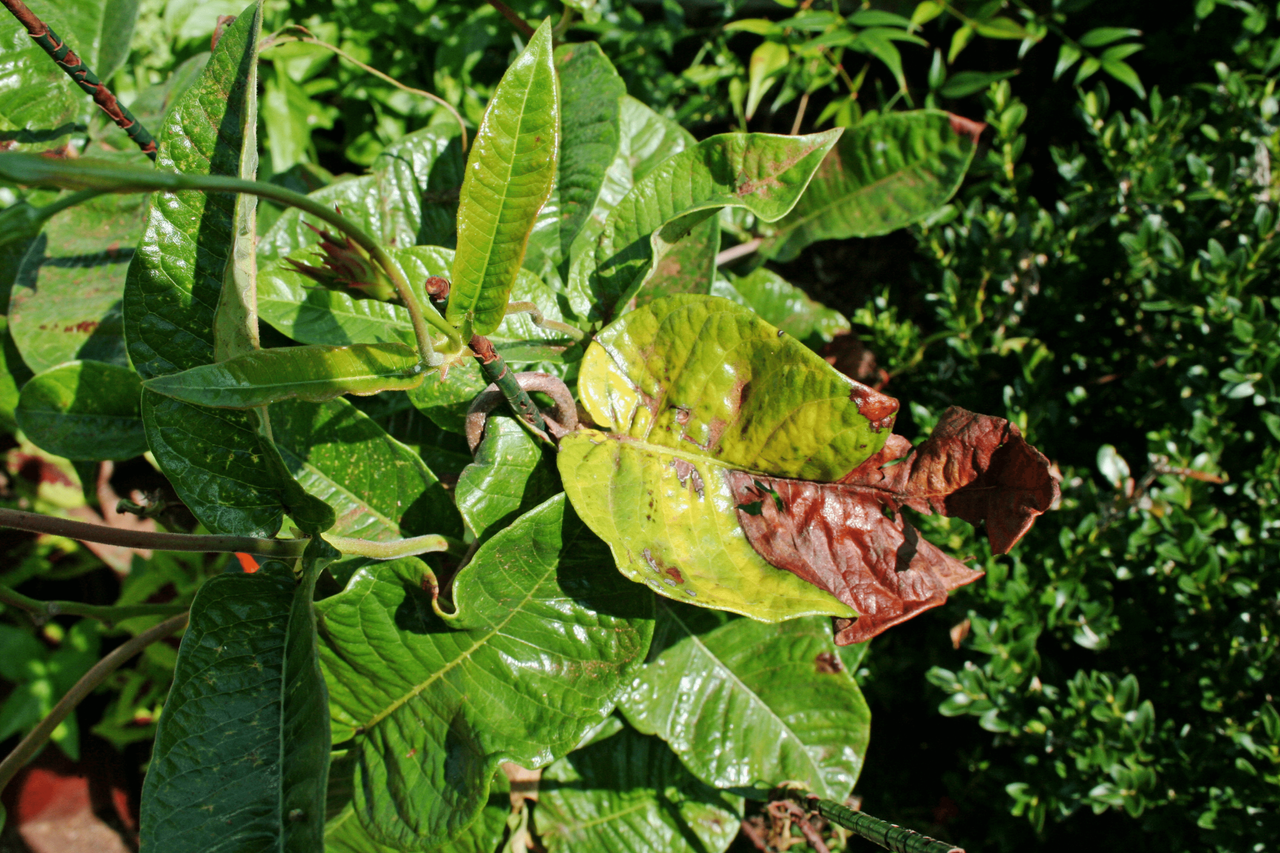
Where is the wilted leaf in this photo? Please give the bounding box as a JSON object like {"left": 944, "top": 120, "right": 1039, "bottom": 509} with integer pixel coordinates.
{"left": 142, "top": 342, "right": 424, "bottom": 408}
{"left": 727, "top": 407, "right": 1059, "bottom": 644}
{"left": 535, "top": 723, "right": 742, "bottom": 853}
{"left": 16, "top": 360, "right": 146, "bottom": 460}
{"left": 316, "top": 495, "right": 653, "bottom": 850}
{"left": 760, "top": 111, "right": 980, "bottom": 262}
{"left": 560, "top": 295, "right": 898, "bottom": 620}
{"left": 621, "top": 604, "right": 869, "bottom": 800}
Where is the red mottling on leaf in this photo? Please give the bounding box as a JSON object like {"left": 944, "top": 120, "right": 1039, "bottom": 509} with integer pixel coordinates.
{"left": 846, "top": 381, "right": 898, "bottom": 429}
{"left": 947, "top": 113, "right": 987, "bottom": 143}
{"left": 728, "top": 407, "right": 1057, "bottom": 644}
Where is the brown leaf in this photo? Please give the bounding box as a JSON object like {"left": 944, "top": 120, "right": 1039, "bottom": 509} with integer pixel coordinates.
{"left": 837, "top": 407, "right": 1060, "bottom": 554}
{"left": 729, "top": 470, "right": 983, "bottom": 644}
{"left": 728, "top": 407, "right": 1058, "bottom": 644}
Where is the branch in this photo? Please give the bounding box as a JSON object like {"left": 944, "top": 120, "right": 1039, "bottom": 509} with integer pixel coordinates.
{"left": 262, "top": 26, "right": 468, "bottom": 152}
{"left": 0, "top": 584, "right": 187, "bottom": 627}
{"left": 785, "top": 792, "right": 964, "bottom": 853}
{"left": 485, "top": 0, "right": 536, "bottom": 37}
{"left": 466, "top": 349, "right": 563, "bottom": 451}
{"left": 0, "top": 0, "right": 157, "bottom": 159}
{"left": 0, "top": 611, "right": 189, "bottom": 795}
{"left": 0, "top": 153, "right": 465, "bottom": 361}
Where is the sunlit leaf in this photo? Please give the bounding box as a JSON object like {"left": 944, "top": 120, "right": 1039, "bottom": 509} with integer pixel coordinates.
{"left": 455, "top": 414, "right": 558, "bottom": 542}
{"left": 621, "top": 604, "right": 869, "bottom": 799}
{"left": 143, "top": 342, "right": 424, "bottom": 409}
{"left": 760, "top": 111, "right": 979, "bottom": 261}
{"left": 447, "top": 20, "right": 559, "bottom": 340}
{"left": 316, "top": 495, "right": 653, "bottom": 849}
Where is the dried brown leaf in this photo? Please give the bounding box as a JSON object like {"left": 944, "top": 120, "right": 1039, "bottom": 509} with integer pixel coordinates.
{"left": 729, "top": 407, "right": 1058, "bottom": 644}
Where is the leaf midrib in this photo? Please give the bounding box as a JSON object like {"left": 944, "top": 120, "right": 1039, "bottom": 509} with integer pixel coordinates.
{"left": 661, "top": 601, "right": 827, "bottom": 790}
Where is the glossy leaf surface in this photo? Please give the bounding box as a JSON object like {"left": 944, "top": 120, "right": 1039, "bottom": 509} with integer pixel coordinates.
{"left": 761, "top": 111, "right": 980, "bottom": 261}
{"left": 448, "top": 21, "right": 559, "bottom": 339}
{"left": 725, "top": 266, "right": 850, "bottom": 349}
{"left": 316, "top": 495, "right": 653, "bottom": 849}
{"left": 536, "top": 724, "right": 741, "bottom": 853}
{"left": 729, "top": 407, "right": 1058, "bottom": 644}
{"left": 141, "top": 557, "right": 332, "bottom": 852}
{"left": 571, "top": 129, "right": 840, "bottom": 319}
{"left": 121, "top": 5, "right": 292, "bottom": 536}
{"left": 559, "top": 430, "right": 854, "bottom": 620}
{"left": 455, "top": 414, "right": 559, "bottom": 541}
{"left": 269, "top": 396, "right": 461, "bottom": 542}
{"left": 621, "top": 605, "right": 868, "bottom": 799}
{"left": 143, "top": 342, "right": 423, "bottom": 409}
{"left": 258, "top": 125, "right": 465, "bottom": 262}
{"left": 560, "top": 295, "right": 899, "bottom": 619}
{"left": 9, "top": 191, "right": 147, "bottom": 372}
{"left": 0, "top": 0, "right": 140, "bottom": 150}
{"left": 16, "top": 360, "right": 145, "bottom": 460}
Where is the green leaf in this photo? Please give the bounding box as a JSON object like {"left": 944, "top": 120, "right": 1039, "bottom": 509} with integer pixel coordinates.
{"left": 760, "top": 111, "right": 978, "bottom": 262}
{"left": 316, "top": 495, "right": 653, "bottom": 849}
{"left": 269, "top": 396, "right": 462, "bottom": 543}
{"left": 559, "top": 295, "right": 895, "bottom": 620}
{"left": 9, "top": 191, "right": 148, "bottom": 373}
{"left": 1079, "top": 27, "right": 1143, "bottom": 48}
{"left": 259, "top": 245, "right": 576, "bottom": 361}
{"left": 140, "top": 390, "right": 284, "bottom": 537}
{"left": 1054, "top": 43, "right": 1082, "bottom": 81}
{"left": 725, "top": 266, "right": 850, "bottom": 349}
{"left": 1101, "top": 58, "right": 1145, "bottom": 98}
{"left": 570, "top": 129, "right": 841, "bottom": 320}
{"left": 536, "top": 723, "right": 742, "bottom": 853}
{"left": 447, "top": 20, "right": 559, "bottom": 340}
{"left": 16, "top": 361, "right": 146, "bottom": 460}
{"left": 621, "top": 604, "right": 869, "bottom": 800}
{"left": 0, "top": 317, "right": 28, "bottom": 430}
{"left": 553, "top": 42, "right": 626, "bottom": 262}
{"left": 636, "top": 210, "right": 721, "bottom": 303}
{"left": 141, "top": 555, "right": 333, "bottom": 852}
{"left": 619, "top": 96, "right": 696, "bottom": 184}
{"left": 142, "top": 342, "right": 424, "bottom": 409}
{"left": 325, "top": 771, "right": 510, "bottom": 853}
{"left": 747, "top": 41, "right": 790, "bottom": 120}
{"left": 259, "top": 124, "right": 466, "bottom": 262}
{"left": 939, "top": 69, "right": 1018, "bottom": 99}
{"left": 973, "top": 16, "right": 1032, "bottom": 40}
{"left": 456, "top": 414, "right": 559, "bottom": 541}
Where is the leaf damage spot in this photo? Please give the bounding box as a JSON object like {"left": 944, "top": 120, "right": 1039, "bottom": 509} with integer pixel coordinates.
{"left": 947, "top": 113, "right": 987, "bottom": 144}
{"left": 847, "top": 381, "right": 898, "bottom": 430}
{"left": 671, "top": 458, "right": 705, "bottom": 498}
{"left": 814, "top": 652, "right": 843, "bottom": 674}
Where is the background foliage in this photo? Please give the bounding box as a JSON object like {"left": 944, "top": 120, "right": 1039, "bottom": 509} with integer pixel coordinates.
{"left": 1, "top": 1, "right": 1278, "bottom": 852}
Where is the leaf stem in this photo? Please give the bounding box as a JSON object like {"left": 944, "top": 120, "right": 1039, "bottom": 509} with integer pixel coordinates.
{"left": 0, "top": 611, "right": 189, "bottom": 797}
{"left": 0, "top": 0, "right": 157, "bottom": 159}
{"left": 0, "top": 153, "right": 463, "bottom": 362}
{"left": 0, "top": 584, "right": 188, "bottom": 627}
{"left": 505, "top": 301, "right": 585, "bottom": 341}
{"left": 262, "top": 26, "right": 468, "bottom": 152}
{"left": 318, "top": 533, "right": 467, "bottom": 561}
{"left": 485, "top": 0, "right": 536, "bottom": 37}
{"left": 469, "top": 336, "right": 548, "bottom": 438}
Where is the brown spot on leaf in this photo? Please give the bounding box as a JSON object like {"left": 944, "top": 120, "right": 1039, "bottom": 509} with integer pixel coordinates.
{"left": 814, "top": 652, "right": 843, "bottom": 674}
{"left": 665, "top": 565, "right": 685, "bottom": 585}
{"left": 672, "top": 458, "right": 705, "bottom": 498}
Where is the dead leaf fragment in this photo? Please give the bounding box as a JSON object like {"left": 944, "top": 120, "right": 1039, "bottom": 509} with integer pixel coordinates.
{"left": 728, "top": 407, "right": 1058, "bottom": 644}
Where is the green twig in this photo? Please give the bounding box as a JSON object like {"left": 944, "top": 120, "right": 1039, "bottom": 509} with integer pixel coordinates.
{"left": 470, "top": 335, "right": 549, "bottom": 437}
{"left": 0, "top": 153, "right": 463, "bottom": 362}
{"left": 792, "top": 793, "right": 964, "bottom": 853}
{"left": 262, "top": 26, "right": 468, "bottom": 152}
{"left": 0, "top": 584, "right": 187, "bottom": 627}
{"left": 505, "top": 301, "right": 585, "bottom": 341}
{"left": 0, "top": 0, "right": 157, "bottom": 159}
{"left": 0, "top": 611, "right": 188, "bottom": 796}
{"left": 0, "top": 506, "right": 310, "bottom": 560}
{"left": 316, "top": 533, "right": 467, "bottom": 561}
{"left": 485, "top": 0, "right": 536, "bottom": 37}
